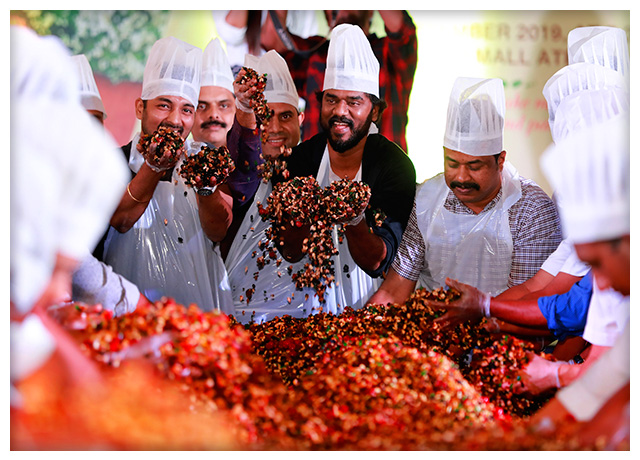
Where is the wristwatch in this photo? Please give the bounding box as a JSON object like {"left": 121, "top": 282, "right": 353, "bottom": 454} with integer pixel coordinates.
{"left": 197, "top": 187, "right": 213, "bottom": 196}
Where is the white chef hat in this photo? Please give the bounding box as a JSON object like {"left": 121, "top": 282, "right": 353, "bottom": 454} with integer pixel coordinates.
{"left": 200, "top": 38, "right": 234, "bottom": 93}
{"left": 541, "top": 113, "right": 629, "bottom": 244}
{"left": 443, "top": 77, "right": 505, "bottom": 156}
{"left": 552, "top": 87, "right": 630, "bottom": 142}
{"left": 322, "top": 24, "right": 380, "bottom": 97}
{"left": 71, "top": 54, "right": 107, "bottom": 119}
{"left": 543, "top": 62, "right": 627, "bottom": 136}
{"left": 11, "top": 26, "right": 129, "bottom": 314}
{"left": 244, "top": 50, "right": 299, "bottom": 109}
{"left": 11, "top": 26, "right": 79, "bottom": 106}
{"left": 141, "top": 36, "right": 202, "bottom": 107}
{"left": 568, "top": 26, "right": 630, "bottom": 78}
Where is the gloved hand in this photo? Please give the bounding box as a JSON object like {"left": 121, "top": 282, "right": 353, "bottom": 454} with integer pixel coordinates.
{"left": 143, "top": 141, "right": 184, "bottom": 173}
{"left": 233, "top": 68, "right": 257, "bottom": 113}
{"left": 424, "top": 278, "right": 491, "bottom": 330}
{"left": 515, "top": 352, "right": 566, "bottom": 395}
{"left": 344, "top": 211, "right": 366, "bottom": 227}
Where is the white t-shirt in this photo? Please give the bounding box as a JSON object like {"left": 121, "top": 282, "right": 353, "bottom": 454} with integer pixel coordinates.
{"left": 540, "top": 239, "right": 590, "bottom": 277}
{"left": 581, "top": 276, "right": 630, "bottom": 347}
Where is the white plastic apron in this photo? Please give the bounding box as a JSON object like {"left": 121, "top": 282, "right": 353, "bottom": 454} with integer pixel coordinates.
{"left": 225, "top": 180, "right": 308, "bottom": 324}
{"left": 103, "top": 136, "right": 234, "bottom": 314}
{"left": 301, "top": 147, "right": 381, "bottom": 314}
{"left": 415, "top": 161, "right": 522, "bottom": 296}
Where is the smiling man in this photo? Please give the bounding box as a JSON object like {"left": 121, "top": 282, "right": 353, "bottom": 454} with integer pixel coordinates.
{"left": 271, "top": 24, "right": 416, "bottom": 316}
{"left": 368, "top": 77, "right": 562, "bottom": 307}
{"left": 101, "top": 36, "right": 234, "bottom": 314}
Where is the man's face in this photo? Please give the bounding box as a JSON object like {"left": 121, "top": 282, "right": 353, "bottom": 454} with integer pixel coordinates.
{"left": 135, "top": 95, "right": 195, "bottom": 140}
{"left": 575, "top": 236, "right": 630, "bottom": 296}
{"left": 443, "top": 147, "right": 505, "bottom": 213}
{"left": 192, "top": 86, "right": 236, "bottom": 147}
{"left": 261, "top": 102, "right": 303, "bottom": 158}
{"left": 325, "top": 10, "right": 372, "bottom": 30}
{"left": 320, "top": 90, "right": 377, "bottom": 154}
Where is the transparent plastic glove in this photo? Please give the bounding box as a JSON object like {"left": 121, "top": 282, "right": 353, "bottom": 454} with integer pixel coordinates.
{"left": 515, "top": 352, "right": 566, "bottom": 395}
{"left": 234, "top": 68, "right": 257, "bottom": 113}
{"left": 344, "top": 211, "right": 365, "bottom": 227}
{"left": 424, "top": 278, "right": 490, "bottom": 329}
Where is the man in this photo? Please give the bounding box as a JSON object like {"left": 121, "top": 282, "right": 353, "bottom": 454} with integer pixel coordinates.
{"left": 192, "top": 38, "right": 236, "bottom": 148}
{"left": 273, "top": 24, "right": 416, "bottom": 316}
{"left": 260, "top": 10, "right": 417, "bottom": 152}
{"left": 102, "top": 36, "right": 233, "bottom": 314}
{"left": 368, "top": 77, "right": 562, "bottom": 306}
{"left": 11, "top": 26, "right": 129, "bottom": 393}
{"left": 223, "top": 50, "right": 307, "bottom": 323}
{"left": 531, "top": 113, "right": 629, "bottom": 448}
{"left": 71, "top": 54, "right": 107, "bottom": 124}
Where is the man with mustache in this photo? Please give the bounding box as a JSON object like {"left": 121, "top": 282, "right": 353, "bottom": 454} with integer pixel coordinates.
{"left": 368, "top": 77, "right": 562, "bottom": 306}
{"left": 274, "top": 24, "right": 416, "bottom": 314}
{"left": 192, "top": 38, "right": 236, "bottom": 149}
{"left": 102, "top": 36, "right": 234, "bottom": 314}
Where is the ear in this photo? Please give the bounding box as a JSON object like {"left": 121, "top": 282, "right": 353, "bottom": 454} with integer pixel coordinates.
{"left": 298, "top": 110, "right": 305, "bottom": 127}
{"left": 497, "top": 150, "right": 506, "bottom": 171}
{"left": 371, "top": 103, "right": 381, "bottom": 124}
{"left": 134, "top": 98, "right": 145, "bottom": 121}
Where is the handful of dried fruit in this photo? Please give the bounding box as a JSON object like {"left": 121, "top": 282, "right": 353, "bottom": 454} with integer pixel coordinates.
{"left": 137, "top": 125, "right": 184, "bottom": 170}
{"left": 179, "top": 144, "right": 235, "bottom": 189}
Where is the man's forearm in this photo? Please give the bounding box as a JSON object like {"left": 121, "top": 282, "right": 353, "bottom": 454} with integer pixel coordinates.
{"left": 109, "top": 164, "right": 163, "bottom": 233}
{"left": 489, "top": 298, "right": 549, "bottom": 328}
{"left": 344, "top": 220, "right": 387, "bottom": 272}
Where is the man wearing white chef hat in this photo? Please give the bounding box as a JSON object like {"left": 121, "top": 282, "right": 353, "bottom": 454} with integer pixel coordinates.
{"left": 102, "top": 36, "right": 234, "bottom": 314}
{"left": 369, "top": 76, "right": 561, "bottom": 307}
{"left": 223, "top": 49, "right": 309, "bottom": 323}
{"left": 273, "top": 24, "right": 416, "bottom": 315}
{"left": 531, "top": 113, "right": 629, "bottom": 447}
{"left": 11, "top": 25, "right": 130, "bottom": 394}
{"left": 192, "top": 38, "right": 236, "bottom": 148}
{"left": 71, "top": 54, "right": 107, "bottom": 124}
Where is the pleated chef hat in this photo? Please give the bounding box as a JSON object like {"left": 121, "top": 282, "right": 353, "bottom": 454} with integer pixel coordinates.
{"left": 541, "top": 113, "right": 629, "bottom": 244}
{"left": 71, "top": 54, "right": 107, "bottom": 119}
{"left": 201, "top": 38, "right": 234, "bottom": 93}
{"left": 568, "top": 26, "right": 630, "bottom": 78}
{"left": 443, "top": 77, "right": 505, "bottom": 156}
{"left": 543, "top": 62, "right": 626, "bottom": 137}
{"left": 244, "top": 50, "right": 299, "bottom": 109}
{"left": 552, "top": 87, "right": 630, "bottom": 142}
{"left": 141, "top": 36, "right": 201, "bottom": 107}
{"left": 322, "top": 24, "right": 380, "bottom": 97}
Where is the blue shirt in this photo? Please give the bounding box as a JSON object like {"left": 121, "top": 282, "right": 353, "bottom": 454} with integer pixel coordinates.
{"left": 538, "top": 271, "right": 593, "bottom": 341}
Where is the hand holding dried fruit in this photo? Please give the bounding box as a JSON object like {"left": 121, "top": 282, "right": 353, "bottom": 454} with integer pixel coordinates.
{"left": 137, "top": 125, "right": 185, "bottom": 172}
{"left": 179, "top": 143, "right": 235, "bottom": 190}
{"left": 423, "top": 277, "right": 489, "bottom": 330}
{"left": 322, "top": 179, "right": 371, "bottom": 225}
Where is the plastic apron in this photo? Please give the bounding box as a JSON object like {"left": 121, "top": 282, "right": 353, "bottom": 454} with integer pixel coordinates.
{"left": 415, "top": 161, "right": 522, "bottom": 296}
{"left": 225, "top": 180, "right": 308, "bottom": 324}
{"left": 103, "top": 135, "right": 234, "bottom": 314}
{"left": 301, "top": 147, "right": 382, "bottom": 314}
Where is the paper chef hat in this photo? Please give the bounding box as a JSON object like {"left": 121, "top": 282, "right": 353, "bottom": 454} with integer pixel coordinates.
{"left": 443, "top": 77, "right": 505, "bottom": 156}
{"left": 244, "top": 50, "right": 299, "bottom": 109}
{"left": 542, "top": 62, "right": 626, "bottom": 136}
{"left": 201, "top": 38, "right": 234, "bottom": 93}
{"left": 541, "top": 113, "right": 629, "bottom": 244}
{"left": 71, "top": 54, "right": 107, "bottom": 119}
{"left": 141, "top": 36, "right": 202, "bottom": 107}
{"left": 322, "top": 24, "right": 380, "bottom": 97}
{"left": 568, "top": 26, "right": 630, "bottom": 78}
{"left": 552, "top": 87, "right": 630, "bottom": 142}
